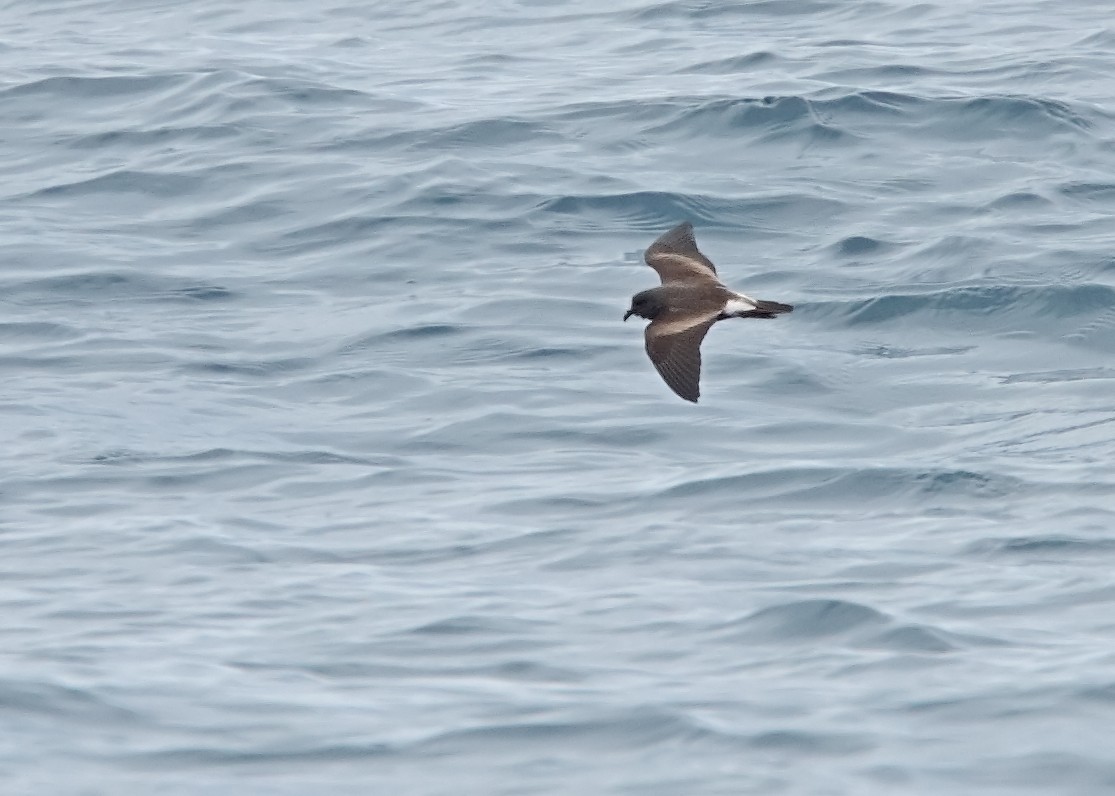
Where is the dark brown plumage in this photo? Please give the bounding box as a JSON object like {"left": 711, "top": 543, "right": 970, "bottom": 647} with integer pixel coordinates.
{"left": 624, "top": 222, "right": 793, "bottom": 403}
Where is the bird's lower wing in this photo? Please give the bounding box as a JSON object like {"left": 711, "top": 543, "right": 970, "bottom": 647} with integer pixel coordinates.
{"left": 644, "top": 314, "right": 718, "bottom": 403}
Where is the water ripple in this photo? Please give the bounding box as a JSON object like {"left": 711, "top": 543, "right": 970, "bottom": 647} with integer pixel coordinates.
{"left": 6, "top": 0, "right": 1115, "bottom": 792}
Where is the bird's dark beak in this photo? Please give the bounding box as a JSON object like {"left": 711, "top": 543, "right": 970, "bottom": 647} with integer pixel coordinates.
{"left": 623, "top": 309, "right": 633, "bottom": 322}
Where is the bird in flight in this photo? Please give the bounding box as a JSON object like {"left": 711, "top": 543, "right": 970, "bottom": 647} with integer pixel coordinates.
{"left": 624, "top": 221, "right": 793, "bottom": 403}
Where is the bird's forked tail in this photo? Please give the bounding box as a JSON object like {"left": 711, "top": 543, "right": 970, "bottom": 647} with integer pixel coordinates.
{"left": 753, "top": 299, "right": 793, "bottom": 314}
{"left": 734, "top": 299, "right": 794, "bottom": 319}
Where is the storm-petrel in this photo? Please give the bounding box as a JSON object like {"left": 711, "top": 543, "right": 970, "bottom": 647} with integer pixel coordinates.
{"left": 624, "top": 222, "right": 793, "bottom": 403}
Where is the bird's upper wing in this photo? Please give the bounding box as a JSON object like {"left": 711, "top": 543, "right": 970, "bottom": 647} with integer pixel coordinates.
{"left": 644, "top": 221, "right": 720, "bottom": 285}
{"left": 644, "top": 311, "right": 719, "bottom": 403}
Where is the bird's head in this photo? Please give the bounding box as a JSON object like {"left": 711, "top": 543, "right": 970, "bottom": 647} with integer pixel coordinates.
{"left": 624, "top": 289, "right": 665, "bottom": 322}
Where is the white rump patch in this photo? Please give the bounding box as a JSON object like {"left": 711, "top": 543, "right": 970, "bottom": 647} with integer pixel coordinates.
{"left": 723, "top": 296, "right": 758, "bottom": 315}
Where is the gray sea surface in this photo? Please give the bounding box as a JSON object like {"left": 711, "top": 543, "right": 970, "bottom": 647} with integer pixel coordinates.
{"left": 5, "top": 1, "right": 1115, "bottom": 793}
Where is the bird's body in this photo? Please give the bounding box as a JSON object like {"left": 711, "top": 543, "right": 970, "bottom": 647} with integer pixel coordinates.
{"left": 624, "top": 222, "right": 793, "bottom": 402}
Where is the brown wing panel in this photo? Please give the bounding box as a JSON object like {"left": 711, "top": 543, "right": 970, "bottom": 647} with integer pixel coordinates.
{"left": 644, "top": 222, "right": 719, "bottom": 285}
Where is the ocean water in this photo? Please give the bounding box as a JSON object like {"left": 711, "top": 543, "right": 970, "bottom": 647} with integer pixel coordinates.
{"left": 4, "top": 0, "right": 1115, "bottom": 792}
